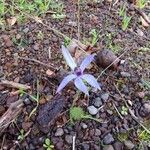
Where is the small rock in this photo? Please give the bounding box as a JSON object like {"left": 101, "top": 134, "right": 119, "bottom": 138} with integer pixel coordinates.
{"left": 22, "top": 122, "right": 33, "bottom": 132}
{"left": 55, "top": 128, "right": 64, "bottom": 137}
{"left": 94, "top": 97, "right": 103, "bottom": 107}
{"left": 101, "top": 93, "right": 109, "bottom": 102}
{"left": 23, "top": 98, "right": 31, "bottom": 105}
{"left": 136, "top": 92, "right": 145, "bottom": 99}
{"left": 88, "top": 106, "right": 98, "bottom": 115}
{"left": 81, "top": 143, "right": 90, "bottom": 150}
{"left": 136, "top": 28, "right": 144, "bottom": 37}
{"left": 81, "top": 123, "right": 88, "bottom": 129}
{"left": 23, "top": 27, "right": 29, "bottom": 33}
{"left": 0, "top": 106, "right": 5, "bottom": 116}
{"left": 127, "top": 100, "right": 133, "bottom": 106}
{"left": 65, "top": 135, "right": 73, "bottom": 144}
{"left": 103, "top": 133, "right": 115, "bottom": 145}
{"left": 95, "top": 129, "right": 101, "bottom": 136}
{"left": 113, "top": 142, "right": 123, "bottom": 150}
{"left": 124, "top": 140, "right": 135, "bottom": 149}
{"left": 103, "top": 145, "right": 114, "bottom": 150}
{"left": 120, "top": 72, "right": 131, "bottom": 77}
{"left": 107, "top": 110, "right": 113, "bottom": 115}
{"left": 143, "top": 102, "right": 150, "bottom": 114}
{"left": 33, "top": 43, "right": 40, "bottom": 50}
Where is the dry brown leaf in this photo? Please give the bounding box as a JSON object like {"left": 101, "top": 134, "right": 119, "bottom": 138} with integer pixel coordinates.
{"left": 34, "top": 16, "right": 43, "bottom": 24}
{"left": 46, "top": 69, "right": 54, "bottom": 76}
{"left": 7, "top": 17, "right": 17, "bottom": 26}
{"left": 141, "top": 16, "right": 149, "bottom": 27}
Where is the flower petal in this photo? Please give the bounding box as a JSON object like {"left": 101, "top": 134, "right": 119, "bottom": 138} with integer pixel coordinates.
{"left": 81, "top": 74, "right": 101, "bottom": 90}
{"left": 56, "top": 74, "right": 76, "bottom": 93}
{"left": 62, "top": 45, "right": 77, "bottom": 70}
{"left": 74, "top": 77, "right": 89, "bottom": 96}
{"left": 80, "top": 54, "right": 95, "bottom": 72}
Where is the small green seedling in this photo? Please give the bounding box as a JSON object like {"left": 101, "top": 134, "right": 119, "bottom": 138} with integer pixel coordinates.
{"left": 52, "top": 14, "right": 66, "bottom": 20}
{"left": 37, "top": 31, "right": 44, "bottom": 40}
{"left": 119, "top": 4, "right": 126, "bottom": 17}
{"left": 89, "top": 29, "right": 99, "bottom": 46}
{"left": 18, "top": 129, "right": 25, "bottom": 141}
{"left": 43, "top": 138, "right": 54, "bottom": 150}
{"left": 70, "top": 106, "right": 101, "bottom": 123}
{"left": 121, "top": 106, "right": 128, "bottom": 115}
{"left": 122, "top": 13, "right": 132, "bottom": 31}
{"left": 117, "top": 132, "right": 128, "bottom": 142}
{"left": 136, "top": 0, "right": 146, "bottom": 9}
{"left": 64, "top": 36, "right": 71, "bottom": 47}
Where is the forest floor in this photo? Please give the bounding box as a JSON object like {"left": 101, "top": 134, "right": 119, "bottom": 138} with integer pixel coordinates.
{"left": 0, "top": 0, "right": 150, "bottom": 150}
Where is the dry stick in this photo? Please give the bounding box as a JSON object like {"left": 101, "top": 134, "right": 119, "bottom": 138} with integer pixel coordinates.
{"left": 0, "top": 99, "right": 23, "bottom": 132}
{"left": 0, "top": 80, "right": 31, "bottom": 90}
{"left": 114, "top": 83, "right": 150, "bottom": 134}
{"left": 77, "top": 0, "right": 80, "bottom": 41}
{"left": 72, "top": 134, "right": 76, "bottom": 150}
{"left": 17, "top": 56, "right": 55, "bottom": 70}
{"left": 1, "top": 134, "right": 6, "bottom": 150}
{"left": 113, "top": 103, "right": 124, "bottom": 119}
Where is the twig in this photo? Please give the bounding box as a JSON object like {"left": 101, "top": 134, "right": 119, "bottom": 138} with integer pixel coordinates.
{"left": 0, "top": 80, "right": 31, "bottom": 90}
{"left": 113, "top": 103, "right": 124, "bottom": 119}
{"left": 114, "top": 83, "right": 150, "bottom": 134}
{"left": 72, "top": 134, "right": 76, "bottom": 150}
{"left": 0, "top": 134, "right": 6, "bottom": 150}
{"left": 77, "top": 0, "right": 80, "bottom": 41}
{"left": 17, "top": 56, "right": 55, "bottom": 71}
{"left": 0, "top": 99, "right": 23, "bottom": 133}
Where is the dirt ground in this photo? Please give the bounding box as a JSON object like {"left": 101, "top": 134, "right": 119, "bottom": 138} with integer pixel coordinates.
{"left": 0, "top": 0, "right": 150, "bottom": 150}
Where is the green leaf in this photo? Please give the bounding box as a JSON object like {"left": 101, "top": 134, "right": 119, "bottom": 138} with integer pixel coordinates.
{"left": 70, "top": 107, "right": 85, "bottom": 121}
{"left": 45, "top": 138, "right": 50, "bottom": 145}
{"left": 43, "top": 144, "right": 48, "bottom": 148}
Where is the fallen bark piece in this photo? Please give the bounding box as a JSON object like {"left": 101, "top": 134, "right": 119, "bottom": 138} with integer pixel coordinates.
{"left": 0, "top": 80, "right": 31, "bottom": 90}
{"left": 0, "top": 99, "right": 23, "bottom": 133}
{"left": 96, "top": 49, "right": 120, "bottom": 70}
{"left": 36, "top": 94, "right": 65, "bottom": 133}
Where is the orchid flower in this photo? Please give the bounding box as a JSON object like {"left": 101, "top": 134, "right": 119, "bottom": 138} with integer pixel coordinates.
{"left": 56, "top": 45, "right": 101, "bottom": 96}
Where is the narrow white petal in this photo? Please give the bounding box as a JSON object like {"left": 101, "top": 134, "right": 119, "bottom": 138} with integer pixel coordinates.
{"left": 62, "top": 45, "right": 77, "bottom": 70}
{"left": 74, "top": 77, "right": 89, "bottom": 96}
{"left": 81, "top": 74, "right": 101, "bottom": 90}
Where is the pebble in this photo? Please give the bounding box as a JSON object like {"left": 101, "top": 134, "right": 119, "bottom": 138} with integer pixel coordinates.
{"left": 124, "top": 140, "right": 135, "bottom": 149}
{"left": 113, "top": 142, "right": 123, "bottom": 150}
{"left": 101, "top": 93, "right": 109, "bottom": 102}
{"left": 23, "top": 98, "right": 31, "bottom": 105}
{"left": 95, "top": 129, "right": 101, "bottom": 136}
{"left": 88, "top": 106, "right": 98, "bottom": 115}
{"left": 120, "top": 72, "right": 131, "bottom": 77}
{"left": 103, "top": 133, "right": 115, "bottom": 145}
{"left": 81, "top": 143, "right": 90, "bottom": 150}
{"left": 65, "top": 135, "right": 73, "bottom": 144}
{"left": 0, "top": 106, "right": 5, "bottom": 115}
{"left": 33, "top": 43, "right": 39, "bottom": 50}
{"left": 23, "top": 27, "right": 29, "bottom": 33}
{"left": 143, "top": 102, "right": 150, "bottom": 114}
{"left": 94, "top": 97, "right": 103, "bottom": 107}
{"left": 103, "top": 145, "right": 114, "bottom": 150}
{"left": 81, "top": 123, "right": 88, "bottom": 129}
{"left": 55, "top": 128, "right": 64, "bottom": 137}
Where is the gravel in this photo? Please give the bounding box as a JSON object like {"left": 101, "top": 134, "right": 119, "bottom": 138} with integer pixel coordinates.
{"left": 55, "top": 128, "right": 64, "bottom": 137}
{"left": 103, "top": 145, "right": 114, "bottom": 150}
{"left": 87, "top": 106, "right": 99, "bottom": 115}
{"left": 65, "top": 135, "right": 73, "bottom": 144}
{"left": 124, "top": 140, "right": 135, "bottom": 149}
{"left": 101, "top": 93, "right": 109, "bottom": 102}
{"left": 120, "top": 72, "right": 131, "bottom": 77}
{"left": 93, "top": 97, "right": 103, "bottom": 107}
{"left": 103, "top": 133, "right": 115, "bottom": 145}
